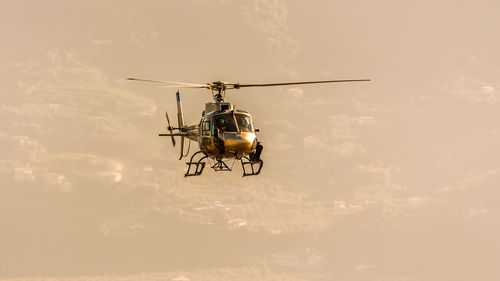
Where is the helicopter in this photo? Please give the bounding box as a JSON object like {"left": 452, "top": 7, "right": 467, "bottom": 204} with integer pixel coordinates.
{"left": 127, "top": 77, "right": 370, "bottom": 177}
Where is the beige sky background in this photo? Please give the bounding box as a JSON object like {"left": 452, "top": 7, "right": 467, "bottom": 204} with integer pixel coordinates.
{"left": 1, "top": 1, "right": 499, "bottom": 281}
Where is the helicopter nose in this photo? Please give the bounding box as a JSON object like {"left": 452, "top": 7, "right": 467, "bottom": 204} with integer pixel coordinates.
{"left": 224, "top": 132, "right": 256, "bottom": 153}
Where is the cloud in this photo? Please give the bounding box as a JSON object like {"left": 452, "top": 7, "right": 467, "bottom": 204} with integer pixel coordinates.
{"left": 99, "top": 160, "right": 124, "bottom": 183}
{"left": 355, "top": 264, "right": 375, "bottom": 272}
{"left": 332, "top": 141, "right": 366, "bottom": 155}
{"left": 438, "top": 169, "right": 500, "bottom": 192}
{"left": 468, "top": 207, "right": 489, "bottom": 217}
{"left": 442, "top": 56, "right": 499, "bottom": 104}
{"left": 10, "top": 49, "right": 157, "bottom": 137}
{"left": 0, "top": 134, "right": 48, "bottom": 185}
{"left": 287, "top": 87, "right": 303, "bottom": 97}
{"left": 130, "top": 28, "right": 160, "bottom": 48}
{"left": 443, "top": 77, "right": 498, "bottom": 103}
{"left": 300, "top": 115, "right": 367, "bottom": 156}
{"left": 1, "top": 50, "right": 165, "bottom": 197}
{"left": 89, "top": 39, "right": 113, "bottom": 47}
{"left": 41, "top": 172, "right": 72, "bottom": 192}
{"left": 241, "top": 0, "right": 300, "bottom": 77}
{"left": 13, "top": 166, "right": 34, "bottom": 182}
{"left": 0, "top": 267, "right": 305, "bottom": 281}
{"left": 355, "top": 162, "right": 402, "bottom": 191}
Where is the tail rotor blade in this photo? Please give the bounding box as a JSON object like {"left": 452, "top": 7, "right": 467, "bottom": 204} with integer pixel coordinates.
{"left": 165, "top": 111, "right": 176, "bottom": 147}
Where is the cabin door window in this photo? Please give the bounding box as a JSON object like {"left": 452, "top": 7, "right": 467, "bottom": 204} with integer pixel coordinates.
{"left": 202, "top": 120, "right": 211, "bottom": 136}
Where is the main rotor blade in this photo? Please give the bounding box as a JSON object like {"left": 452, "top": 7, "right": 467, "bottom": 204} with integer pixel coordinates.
{"left": 127, "top": 77, "right": 206, "bottom": 87}
{"left": 157, "top": 85, "right": 209, "bottom": 89}
{"left": 231, "top": 79, "right": 371, "bottom": 88}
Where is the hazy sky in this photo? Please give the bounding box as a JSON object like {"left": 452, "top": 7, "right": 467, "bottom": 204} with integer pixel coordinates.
{"left": 1, "top": 1, "right": 499, "bottom": 281}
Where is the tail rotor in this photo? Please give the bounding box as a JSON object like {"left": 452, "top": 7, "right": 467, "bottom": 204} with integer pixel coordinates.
{"left": 160, "top": 92, "right": 188, "bottom": 160}
{"left": 165, "top": 111, "right": 176, "bottom": 147}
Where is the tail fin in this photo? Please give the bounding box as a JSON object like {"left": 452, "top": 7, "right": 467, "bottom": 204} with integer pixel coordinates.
{"left": 176, "top": 91, "right": 185, "bottom": 159}
{"left": 176, "top": 91, "right": 184, "bottom": 129}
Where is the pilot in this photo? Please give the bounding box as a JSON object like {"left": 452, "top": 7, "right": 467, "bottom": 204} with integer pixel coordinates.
{"left": 215, "top": 118, "right": 224, "bottom": 137}
{"left": 214, "top": 118, "right": 225, "bottom": 154}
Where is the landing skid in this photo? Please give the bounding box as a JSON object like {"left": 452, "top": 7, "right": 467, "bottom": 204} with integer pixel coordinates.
{"left": 184, "top": 151, "right": 263, "bottom": 177}
{"left": 241, "top": 156, "right": 263, "bottom": 177}
{"left": 185, "top": 151, "right": 208, "bottom": 177}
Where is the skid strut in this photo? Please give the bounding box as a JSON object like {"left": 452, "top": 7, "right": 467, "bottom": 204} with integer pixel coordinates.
{"left": 241, "top": 156, "right": 263, "bottom": 177}
{"left": 241, "top": 143, "right": 263, "bottom": 176}
{"left": 185, "top": 151, "right": 208, "bottom": 177}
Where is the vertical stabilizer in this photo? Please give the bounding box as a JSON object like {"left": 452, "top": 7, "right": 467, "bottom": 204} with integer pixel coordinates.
{"left": 176, "top": 91, "right": 185, "bottom": 159}
{"left": 176, "top": 91, "right": 184, "bottom": 129}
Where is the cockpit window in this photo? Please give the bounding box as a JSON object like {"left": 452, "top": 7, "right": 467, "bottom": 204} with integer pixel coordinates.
{"left": 202, "top": 120, "right": 210, "bottom": 131}
{"left": 213, "top": 114, "right": 237, "bottom": 132}
{"left": 236, "top": 114, "right": 253, "bottom": 132}
{"left": 213, "top": 113, "right": 253, "bottom": 133}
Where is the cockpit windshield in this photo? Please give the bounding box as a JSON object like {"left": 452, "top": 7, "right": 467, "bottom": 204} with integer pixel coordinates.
{"left": 236, "top": 114, "right": 253, "bottom": 132}
{"left": 213, "top": 114, "right": 237, "bottom": 132}
{"left": 213, "top": 113, "right": 253, "bottom": 133}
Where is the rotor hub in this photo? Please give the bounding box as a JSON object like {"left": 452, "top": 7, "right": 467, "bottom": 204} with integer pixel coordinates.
{"left": 210, "top": 81, "right": 227, "bottom": 102}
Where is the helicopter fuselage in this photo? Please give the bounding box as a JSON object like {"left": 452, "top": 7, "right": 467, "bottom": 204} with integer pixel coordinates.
{"left": 184, "top": 105, "right": 258, "bottom": 160}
